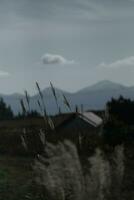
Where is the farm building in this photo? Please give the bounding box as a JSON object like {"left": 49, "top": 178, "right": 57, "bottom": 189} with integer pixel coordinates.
{"left": 48, "top": 112, "right": 103, "bottom": 152}
{"left": 54, "top": 111, "right": 103, "bottom": 131}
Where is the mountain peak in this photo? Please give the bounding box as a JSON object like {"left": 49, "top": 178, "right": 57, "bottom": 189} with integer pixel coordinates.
{"left": 96, "top": 80, "right": 115, "bottom": 85}
{"left": 77, "top": 80, "right": 126, "bottom": 93}
{"left": 93, "top": 80, "right": 124, "bottom": 88}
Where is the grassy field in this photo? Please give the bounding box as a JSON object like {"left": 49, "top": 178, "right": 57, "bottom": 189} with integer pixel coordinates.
{"left": 0, "top": 156, "right": 43, "bottom": 200}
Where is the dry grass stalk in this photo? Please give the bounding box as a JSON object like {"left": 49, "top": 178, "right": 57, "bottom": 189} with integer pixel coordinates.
{"left": 25, "top": 90, "right": 30, "bottom": 112}
{"left": 50, "top": 81, "right": 61, "bottom": 114}
{"left": 62, "top": 93, "right": 72, "bottom": 112}
{"left": 20, "top": 99, "right": 27, "bottom": 115}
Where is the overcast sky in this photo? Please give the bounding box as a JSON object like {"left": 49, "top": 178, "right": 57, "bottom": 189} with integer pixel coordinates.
{"left": 0, "top": 0, "right": 134, "bottom": 94}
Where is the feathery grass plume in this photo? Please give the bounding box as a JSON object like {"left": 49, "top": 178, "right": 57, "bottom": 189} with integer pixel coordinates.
{"left": 50, "top": 81, "right": 61, "bottom": 114}
{"left": 21, "top": 128, "right": 28, "bottom": 151}
{"left": 88, "top": 148, "right": 111, "bottom": 200}
{"left": 62, "top": 93, "right": 71, "bottom": 111}
{"left": 108, "top": 145, "right": 124, "bottom": 199}
{"left": 25, "top": 90, "right": 30, "bottom": 112}
{"left": 114, "top": 145, "right": 124, "bottom": 182}
{"left": 34, "top": 141, "right": 85, "bottom": 200}
{"left": 47, "top": 116, "right": 55, "bottom": 130}
{"left": 20, "top": 98, "right": 27, "bottom": 116}
{"left": 21, "top": 135, "right": 27, "bottom": 151}
{"left": 38, "top": 129, "right": 46, "bottom": 146}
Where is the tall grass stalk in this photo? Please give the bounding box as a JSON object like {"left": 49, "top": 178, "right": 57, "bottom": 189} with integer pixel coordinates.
{"left": 20, "top": 99, "right": 27, "bottom": 116}
{"left": 36, "top": 81, "right": 47, "bottom": 117}
{"left": 25, "top": 90, "right": 31, "bottom": 113}
{"left": 62, "top": 93, "right": 72, "bottom": 112}
{"left": 50, "top": 82, "right": 61, "bottom": 114}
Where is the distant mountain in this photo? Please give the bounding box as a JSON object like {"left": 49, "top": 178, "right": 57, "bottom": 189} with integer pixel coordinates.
{"left": 30, "top": 87, "right": 72, "bottom": 114}
{"left": 10, "top": 93, "right": 24, "bottom": 98}
{"left": 72, "top": 80, "right": 134, "bottom": 110}
{"left": 1, "top": 80, "right": 134, "bottom": 115}
{"left": 77, "top": 80, "right": 126, "bottom": 93}
{"left": 33, "top": 87, "right": 71, "bottom": 98}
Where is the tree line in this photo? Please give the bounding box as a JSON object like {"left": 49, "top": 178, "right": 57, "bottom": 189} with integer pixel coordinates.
{"left": 1, "top": 95, "right": 134, "bottom": 122}
{"left": 104, "top": 96, "right": 134, "bottom": 145}
{"left": 0, "top": 97, "right": 41, "bottom": 120}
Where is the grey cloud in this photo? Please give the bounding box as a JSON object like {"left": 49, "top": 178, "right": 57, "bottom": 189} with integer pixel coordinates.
{"left": 0, "top": 70, "right": 10, "bottom": 77}
{"left": 41, "top": 53, "right": 75, "bottom": 65}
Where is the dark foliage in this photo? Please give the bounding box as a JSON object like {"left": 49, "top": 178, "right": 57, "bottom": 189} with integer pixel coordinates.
{"left": 103, "top": 96, "right": 134, "bottom": 145}
{"left": 107, "top": 96, "right": 134, "bottom": 125}
{"left": 0, "top": 98, "right": 14, "bottom": 120}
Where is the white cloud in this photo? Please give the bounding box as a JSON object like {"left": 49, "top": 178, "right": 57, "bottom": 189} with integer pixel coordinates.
{"left": 41, "top": 53, "right": 75, "bottom": 65}
{"left": 0, "top": 70, "right": 10, "bottom": 77}
{"left": 98, "top": 56, "right": 134, "bottom": 69}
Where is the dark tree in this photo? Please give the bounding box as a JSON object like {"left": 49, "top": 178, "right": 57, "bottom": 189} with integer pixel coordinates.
{"left": 106, "top": 96, "right": 134, "bottom": 125}
{"left": 103, "top": 96, "right": 134, "bottom": 145}
{"left": 0, "top": 98, "right": 14, "bottom": 120}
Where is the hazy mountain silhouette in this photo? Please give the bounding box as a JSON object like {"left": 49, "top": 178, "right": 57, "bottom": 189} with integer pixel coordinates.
{"left": 77, "top": 80, "right": 126, "bottom": 93}
{"left": 1, "top": 80, "right": 134, "bottom": 114}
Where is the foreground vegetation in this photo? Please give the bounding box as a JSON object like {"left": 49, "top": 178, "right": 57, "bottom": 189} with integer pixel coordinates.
{"left": 0, "top": 156, "right": 44, "bottom": 200}
{"left": 1, "top": 87, "right": 134, "bottom": 200}
{"left": 1, "top": 141, "right": 134, "bottom": 200}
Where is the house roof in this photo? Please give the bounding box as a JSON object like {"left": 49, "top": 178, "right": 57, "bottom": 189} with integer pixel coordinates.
{"left": 79, "top": 112, "right": 103, "bottom": 127}
{"left": 54, "top": 111, "right": 103, "bottom": 129}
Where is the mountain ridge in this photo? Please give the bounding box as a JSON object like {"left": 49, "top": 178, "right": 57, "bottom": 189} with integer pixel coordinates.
{"left": 76, "top": 80, "right": 127, "bottom": 93}
{"left": 0, "top": 80, "right": 134, "bottom": 114}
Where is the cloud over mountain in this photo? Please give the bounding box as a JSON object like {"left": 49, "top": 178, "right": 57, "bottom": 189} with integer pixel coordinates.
{"left": 99, "top": 56, "right": 134, "bottom": 69}
{"left": 41, "top": 53, "right": 74, "bottom": 65}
